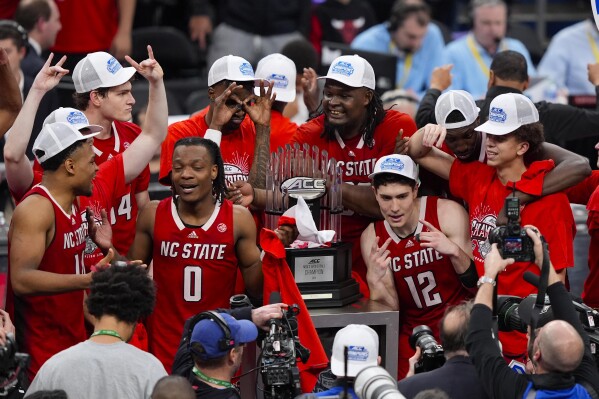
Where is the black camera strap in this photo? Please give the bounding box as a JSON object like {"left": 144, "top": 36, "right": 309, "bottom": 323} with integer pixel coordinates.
{"left": 529, "top": 239, "right": 550, "bottom": 343}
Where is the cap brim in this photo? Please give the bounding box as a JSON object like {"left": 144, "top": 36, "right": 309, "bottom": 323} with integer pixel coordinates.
{"left": 234, "top": 319, "right": 258, "bottom": 344}
{"left": 317, "top": 76, "right": 363, "bottom": 88}
{"left": 101, "top": 66, "right": 136, "bottom": 88}
{"left": 77, "top": 124, "right": 103, "bottom": 133}
{"left": 475, "top": 120, "right": 519, "bottom": 135}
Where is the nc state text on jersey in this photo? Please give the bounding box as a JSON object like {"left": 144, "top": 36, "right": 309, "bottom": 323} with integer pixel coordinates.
{"left": 160, "top": 241, "right": 227, "bottom": 259}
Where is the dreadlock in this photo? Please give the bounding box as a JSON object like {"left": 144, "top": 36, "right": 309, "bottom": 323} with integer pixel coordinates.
{"left": 317, "top": 89, "right": 386, "bottom": 148}
{"left": 171, "top": 137, "right": 227, "bottom": 203}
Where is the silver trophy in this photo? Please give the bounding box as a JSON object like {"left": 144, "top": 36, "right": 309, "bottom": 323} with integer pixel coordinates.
{"left": 265, "top": 145, "right": 361, "bottom": 308}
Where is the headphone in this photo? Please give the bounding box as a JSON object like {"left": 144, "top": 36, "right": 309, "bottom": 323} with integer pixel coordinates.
{"left": 187, "top": 311, "right": 235, "bottom": 357}
{"left": 0, "top": 20, "right": 28, "bottom": 47}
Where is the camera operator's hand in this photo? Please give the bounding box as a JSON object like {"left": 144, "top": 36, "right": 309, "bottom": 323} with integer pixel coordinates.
{"left": 251, "top": 304, "right": 288, "bottom": 331}
{"left": 405, "top": 346, "right": 422, "bottom": 378}
{"left": 0, "top": 309, "right": 15, "bottom": 346}
{"left": 484, "top": 244, "right": 515, "bottom": 279}
{"left": 524, "top": 225, "right": 561, "bottom": 285}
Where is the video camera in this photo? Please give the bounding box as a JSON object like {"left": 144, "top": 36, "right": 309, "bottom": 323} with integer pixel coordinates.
{"left": 0, "top": 333, "right": 30, "bottom": 399}
{"left": 488, "top": 197, "right": 535, "bottom": 262}
{"left": 497, "top": 294, "right": 599, "bottom": 367}
{"left": 409, "top": 325, "right": 445, "bottom": 373}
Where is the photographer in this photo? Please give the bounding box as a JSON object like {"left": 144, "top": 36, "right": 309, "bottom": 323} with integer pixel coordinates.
{"left": 171, "top": 303, "right": 286, "bottom": 398}
{"left": 467, "top": 226, "right": 599, "bottom": 399}
{"left": 397, "top": 302, "right": 489, "bottom": 399}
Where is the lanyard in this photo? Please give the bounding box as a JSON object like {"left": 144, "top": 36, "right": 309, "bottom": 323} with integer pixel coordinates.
{"left": 587, "top": 29, "right": 599, "bottom": 63}
{"left": 90, "top": 329, "right": 124, "bottom": 341}
{"left": 467, "top": 34, "right": 505, "bottom": 77}
{"left": 389, "top": 41, "right": 413, "bottom": 88}
{"left": 192, "top": 367, "right": 235, "bottom": 389}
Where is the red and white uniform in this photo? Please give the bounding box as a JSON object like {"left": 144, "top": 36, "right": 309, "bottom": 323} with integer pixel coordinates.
{"left": 6, "top": 186, "right": 87, "bottom": 380}
{"left": 292, "top": 111, "right": 417, "bottom": 295}
{"left": 159, "top": 107, "right": 256, "bottom": 185}
{"left": 374, "top": 196, "right": 472, "bottom": 378}
{"left": 450, "top": 160, "right": 574, "bottom": 357}
{"left": 147, "top": 198, "right": 239, "bottom": 371}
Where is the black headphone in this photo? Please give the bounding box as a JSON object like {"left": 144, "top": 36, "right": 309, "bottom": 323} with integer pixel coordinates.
{"left": 188, "top": 311, "right": 235, "bottom": 357}
{"left": 0, "top": 20, "right": 28, "bottom": 47}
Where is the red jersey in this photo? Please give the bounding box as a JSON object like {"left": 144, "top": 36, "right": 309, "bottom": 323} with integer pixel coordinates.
{"left": 449, "top": 160, "right": 575, "bottom": 356}
{"left": 292, "top": 111, "right": 417, "bottom": 293}
{"left": 270, "top": 109, "right": 296, "bottom": 152}
{"left": 52, "top": 0, "right": 118, "bottom": 53}
{"left": 91, "top": 121, "right": 150, "bottom": 255}
{"left": 566, "top": 171, "right": 599, "bottom": 307}
{"left": 159, "top": 107, "right": 256, "bottom": 185}
{"left": 374, "top": 196, "right": 472, "bottom": 377}
{"left": 148, "top": 198, "right": 239, "bottom": 371}
{"left": 6, "top": 185, "right": 87, "bottom": 379}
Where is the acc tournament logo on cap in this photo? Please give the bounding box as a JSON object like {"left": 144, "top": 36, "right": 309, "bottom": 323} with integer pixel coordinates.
{"left": 66, "top": 111, "right": 87, "bottom": 125}
{"left": 381, "top": 157, "right": 404, "bottom": 172}
{"left": 239, "top": 62, "right": 254, "bottom": 77}
{"left": 489, "top": 107, "right": 507, "bottom": 123}
{"left": 268, "top": 73, "right": 288, "bottom": 89}
{"left": 331, "top": 61, "right": 354, "bottom": 77}
{"left": 106, "top": 57, "right": 122, "bottom": 75}
{"left": 347, "top": 346, "right": 369, "bottom": 362}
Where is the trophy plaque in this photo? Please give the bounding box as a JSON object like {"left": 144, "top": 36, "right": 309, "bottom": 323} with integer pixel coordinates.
{"left": 265, "top": 143, "right": 361, "bottom": 308}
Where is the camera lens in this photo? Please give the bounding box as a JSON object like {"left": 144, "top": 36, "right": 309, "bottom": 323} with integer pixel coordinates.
{"left": 409, "top": 325, "right": 437, "bottom": 351}
{"left": 354, "top": 366, "right": 404, "bottom": 399}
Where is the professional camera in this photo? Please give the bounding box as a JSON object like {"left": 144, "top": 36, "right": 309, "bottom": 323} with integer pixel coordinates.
{"left": 488, "top": 197, "right": 535, "bottom": 262}
{"left": 0, "top": 333, "right": 30, "bottom": 399}
{"left": 261, "top": 303, "right": 310, "bottom": 399}
{"left": 408, "top": 325, "right": 445, "bottom": 373}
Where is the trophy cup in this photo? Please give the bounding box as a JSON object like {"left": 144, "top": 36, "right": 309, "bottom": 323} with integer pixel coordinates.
{"left": 265, "top": 143, "right": 361, "bottom": 308}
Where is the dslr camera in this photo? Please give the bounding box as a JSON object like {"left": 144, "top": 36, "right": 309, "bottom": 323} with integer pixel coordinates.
{"left": 409, "top": 325, "right": 445, "bottom": 373}
{"left": 0, "top": 333, "right": 30, "bottom": 399}
{"left": 488, "top": 197, "right": 535, "bottom": 262}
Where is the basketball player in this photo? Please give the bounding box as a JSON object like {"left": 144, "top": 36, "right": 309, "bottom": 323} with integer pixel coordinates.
{"left": 362, "top": 154, "right": 475, "bottom": 379}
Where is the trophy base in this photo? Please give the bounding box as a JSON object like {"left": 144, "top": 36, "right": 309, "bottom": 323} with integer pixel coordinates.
{"left": 286, "top": 242, "right": 361, "bottom": 308}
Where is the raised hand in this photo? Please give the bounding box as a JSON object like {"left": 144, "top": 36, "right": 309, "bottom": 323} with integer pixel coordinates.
{"left": 31, "top": 53, "right": 69, "bottom": 93}
{"left": 124, "top": 45, "right": 163, "bottom": 84}
{"left": 368, "top": 236, "right": 392, "bottom": 282}
{"left": 430, "top": 64, "right": 453, "bottom": 91}
{"left": 302, "top": 67, "right": 321, "bottom": 114}
{"left": 245, "top": 79, "right": 276, "bottom": 126}
{"left": 421, "top": 123, "right": 446, "bottom": 148}
{"left": 209, "top": 82, "right": 243, "bottom": 130}
{"left": 484, "top": 244, "right": 515, "bottom": 278}
{"left": 395, "top": 129, "right": 409, "bottom": 154}
{"left": 86, "top": 207, "right": 112, "bottom": 253}
{"left": 418, "top": 219, "right": 459, "bottom": 256}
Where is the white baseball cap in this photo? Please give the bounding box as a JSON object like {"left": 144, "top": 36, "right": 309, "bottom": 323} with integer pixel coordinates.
{"left": 72, "top": 52, "right": 136, "bottom": 93}
{"left": 207, "top": 55, "right": 256, "bottom": 87}
{"left": 318, "top": 55, "right": 375, "bottom": 90}
{"left": 435, "top": 90, "right": 480, "bottom": 129}
{"left": 33, "top": 122, "right": 101, "bottom": 164}
{"left": 369, "top": 154, "right": 419, "bottom": 182}
{"left": 254, "top": 53, "right": 296, "bottom": 103}
{"left": 331, "top": 325, "right": 379, "bottom": 377}
{"left": 475, "top": 93, "right": 539, "bottom": 135}
{"left": 43, "top": 107, "right": 103, "bottom": 133}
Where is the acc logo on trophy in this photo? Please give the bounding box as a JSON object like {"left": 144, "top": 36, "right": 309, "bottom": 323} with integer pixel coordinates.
{"left": 281, "top": 177, "right": 326, "bottom": 200}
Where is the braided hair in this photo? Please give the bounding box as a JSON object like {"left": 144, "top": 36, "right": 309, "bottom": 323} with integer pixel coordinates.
{"left": 171, "top": 137, "right": 227, "bottom": 203}
{"left": 317, "top": 89, "right": 386, "bottom": 148}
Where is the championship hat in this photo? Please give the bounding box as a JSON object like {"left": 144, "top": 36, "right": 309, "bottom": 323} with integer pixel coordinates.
{"left": 318, "top": 55, "right": 376, "bottom": 90}
{"left": 72, "top": 51, "right": 136, "bottom": 93}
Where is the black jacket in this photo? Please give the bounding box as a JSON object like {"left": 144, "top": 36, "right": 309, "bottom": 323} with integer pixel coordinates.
{"left": 466, "top": 282, "right": 599, "bottom": 399}
{"left": 415, "top": 86, "right": 599, "bottom": 146}
{"left": 397, "top": 355, "right": 489, "bottom": 399}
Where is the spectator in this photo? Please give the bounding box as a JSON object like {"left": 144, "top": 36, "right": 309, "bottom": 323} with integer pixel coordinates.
{"left": 4, "top": 51, "right": 168, "bottom": 380}
{"left": 467, "top": 227, "right": 599, "bottom": 398}
{"left": 151, "top": 376, "right": 195, "bottom": 399}
{"left": 362, "top": 154, "right": 474, "bottom": 378}
{"left": 443, "top": 0, "right": 536, "bottom": 99}
{"left": 14, "top": 0, "right": 62, "bottom": 78}
{"left": 313, "top": 325, "right": 380, "bottom": 398}
{"left": 351, "top": 0, "right": 445, "bottom": 98}
{"left": 417, "top": 50, "right": 599, "bottom": 147}
{"left": 50, "top": 0, "right": 136, "bottom": 69}
{"left": 407, "top": 93, "right": 575, "bottom": 364}
{"left": 310, "top": 0, "right": 377, "bottom": 54}
{"left": 0, "top": 47, "right": 21, "bottom": 137}
{"left": 0, "top": 20, "right": 58, "bottom": 159}
{"left": 397, "top": 302, "right": 489, "bottom": 399}
{"left": 26, "top": 265, "right": 167, "bottom": 399}
{"left": 381, "top": 88, "right": 419, "bottom": 119}
{"left": 254, "top": 53, "right": 297, "bottom": 151}
{"left": 538, "top": 19, "right": 599, "bottom": 97}
{"left": 194, "top": 0, "right": 310, "bottom": 66}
